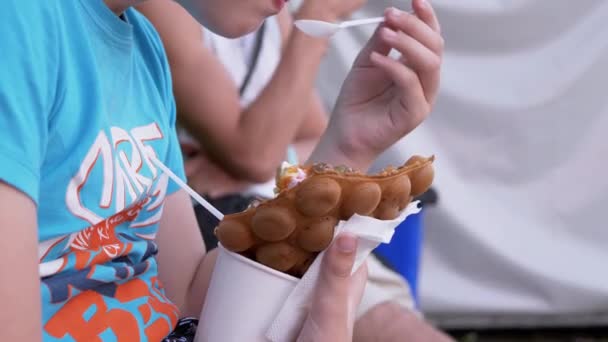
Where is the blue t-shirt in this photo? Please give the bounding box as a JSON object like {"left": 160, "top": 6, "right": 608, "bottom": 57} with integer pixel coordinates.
{"left": 0, "top": 0, "right": 186, "bottom": 340}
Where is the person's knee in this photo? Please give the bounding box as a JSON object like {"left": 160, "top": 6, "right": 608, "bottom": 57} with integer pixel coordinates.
{"left": 354, "top": 301, "right": 454, "bottom": 342}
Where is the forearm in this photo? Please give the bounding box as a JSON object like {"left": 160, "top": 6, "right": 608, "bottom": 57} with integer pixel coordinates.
{"left": 204, "top": 31, "right": 330, "bottom": 181}
{"left": 0, "top": 249, "right": 42, "bottom": 340}
{"left": 0, "top": 183, "right": 43, "bottom": 340}
{"left": 184, "top": 249, "right": 218, "bottom": 318}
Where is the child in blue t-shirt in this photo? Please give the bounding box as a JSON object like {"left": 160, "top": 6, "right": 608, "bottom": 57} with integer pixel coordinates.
{"left": 0, "top": 0, "right": 443, "bottom": 340}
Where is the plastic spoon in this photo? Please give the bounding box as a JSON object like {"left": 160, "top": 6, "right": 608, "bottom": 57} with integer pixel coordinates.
{"left": 294, "top": 16, "right": 385, "bottom": 38}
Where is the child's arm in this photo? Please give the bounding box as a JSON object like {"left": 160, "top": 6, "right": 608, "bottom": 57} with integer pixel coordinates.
{"left": 137, "top": 0, "right": 351, "bottom": 183}
{"left": 155, "top": 189, "right": 211, "bottom": 316}
{"left": 0, "top": 182, "right": 43, "bottom": 340}
{"left": 156, "top": 190, "right": 223, "bottom": 318}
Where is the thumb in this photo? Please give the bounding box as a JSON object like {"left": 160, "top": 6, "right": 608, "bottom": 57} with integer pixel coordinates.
{"left": 320, "top": 233, "right": 359, "bottom": 283}
{"left": 301, "top": 234, "right": 368, "bottom": 341}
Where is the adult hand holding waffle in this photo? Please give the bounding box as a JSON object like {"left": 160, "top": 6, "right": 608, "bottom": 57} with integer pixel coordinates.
{"left": 311, "top": 1, "right": 443, "bottom": 172}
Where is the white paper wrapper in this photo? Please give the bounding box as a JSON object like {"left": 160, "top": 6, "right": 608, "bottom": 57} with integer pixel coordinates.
{"left": 265, "top": 201, "right": 422, "bottom": 342}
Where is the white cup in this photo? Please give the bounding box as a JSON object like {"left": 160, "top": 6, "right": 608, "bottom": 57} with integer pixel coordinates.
{"left": 195, "top": 244, "right": 299, "bottom": 342}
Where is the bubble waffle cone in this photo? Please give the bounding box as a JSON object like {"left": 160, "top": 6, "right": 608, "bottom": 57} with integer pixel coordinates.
{"left": 215, "top": 155, "right": 435, "bottom": 277}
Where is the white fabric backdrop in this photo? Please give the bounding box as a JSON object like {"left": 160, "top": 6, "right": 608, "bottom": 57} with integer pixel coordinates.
{"left": 296, "top": 0, "right": 608, "bottom": 328}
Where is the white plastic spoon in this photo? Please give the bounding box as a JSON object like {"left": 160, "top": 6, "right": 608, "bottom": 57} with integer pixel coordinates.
{"left": 294, "top": 16, "right": 385, "bottom": 38}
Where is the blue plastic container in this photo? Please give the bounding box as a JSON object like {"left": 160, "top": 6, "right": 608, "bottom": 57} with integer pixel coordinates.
{"left": 374, "top": 210, "right": 424, "bottom": 305}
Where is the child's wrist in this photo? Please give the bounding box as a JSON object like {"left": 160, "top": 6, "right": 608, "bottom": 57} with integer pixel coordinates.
{"left": 306, "top": 130, "right": 375, "bottom": 172}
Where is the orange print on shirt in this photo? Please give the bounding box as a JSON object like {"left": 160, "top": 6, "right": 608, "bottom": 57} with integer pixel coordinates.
{"left": 45, "top": 278, "right": 179, "bottom": 341}
{"left": 66, "top": 199, "right": 147, "bottom": 271}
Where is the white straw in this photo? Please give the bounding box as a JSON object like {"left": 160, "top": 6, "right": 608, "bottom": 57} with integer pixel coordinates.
{"left": 150, "top": 155, "right": 225, "bottom": 221}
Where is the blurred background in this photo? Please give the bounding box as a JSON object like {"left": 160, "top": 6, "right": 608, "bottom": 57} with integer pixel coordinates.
{"left": 292, "top": 0, "right": 608, "bottom": 340}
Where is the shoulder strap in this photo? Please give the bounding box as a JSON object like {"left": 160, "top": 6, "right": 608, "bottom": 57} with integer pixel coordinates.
{"left": 239, "top": 22, "right": 266, "bottom": 96}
